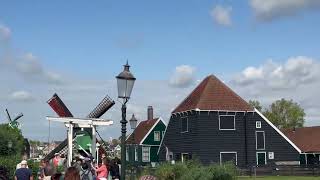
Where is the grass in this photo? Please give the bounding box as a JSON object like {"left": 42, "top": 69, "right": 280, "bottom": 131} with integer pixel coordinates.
{"left": 238, "top": 176, "right": 320, "bottom": 180}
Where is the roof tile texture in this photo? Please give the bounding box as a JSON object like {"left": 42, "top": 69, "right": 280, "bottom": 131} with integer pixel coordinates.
{"left": 172, "top": 75, "right": 253, "bottom": 113}
{"left": 126, "top": 118, "right": 158, "bottom": 144}
{"left": 282, "top": 126, "right": 320, "bottom": 153}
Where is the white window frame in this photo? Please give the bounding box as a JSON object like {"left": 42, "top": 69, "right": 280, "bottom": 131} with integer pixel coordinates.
{"left": 135, "top": 146, "right": 138, "bottom": 161}
{"left": 181, "top": 117, "right": 189, "bottom": 133}
{"left": 256, "top": 152, "right": 267, "bottom": 165}
{"left": 256, "top": 131, "right": 265, "bottom": 150}
{"left": 142, "top": 146, "right": 150, "bottom": 162}
{"left": 126, "top": 147, "right": 129, "bottom": 161}
{"left": 219, "top": 115, "right": 236, "bottom": 130}
{"left": 181, "top": 153, "right": 189, "bottom": 163}
{"left": 162, "top": 131, "right": 165, "bottom": 138}
{"left": 220, "top": 152, "right": 237, "bottom": 165}
{"left": 154, "top": 131, "right": 160, "bottom": 141}
{"left": 256, "top": 121, "right": 262, "bottom": 128}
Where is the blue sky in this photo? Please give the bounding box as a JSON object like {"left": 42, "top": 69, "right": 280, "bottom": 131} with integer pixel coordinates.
{"left": 1, "top": 0, "right": 320, "bottom": 141}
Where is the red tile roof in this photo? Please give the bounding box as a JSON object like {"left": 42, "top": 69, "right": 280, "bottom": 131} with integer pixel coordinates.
{"left": 126, "top": 118, "right": 159, "bottom": 144}
{"left": 282, "top": 126, "right": 320, "bottom": 153}
{"left": 172, "top": 75, "right": 253, "bottom": 113}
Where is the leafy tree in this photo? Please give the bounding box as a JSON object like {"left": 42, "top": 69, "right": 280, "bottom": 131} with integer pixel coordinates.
{"left": 0, "top": 123, "right": 25, "bottom": 156}
{"left": 264, "top": 98, "right": 305, "bottom": 129}
{"left": 248, "top": 100, "right": 263, "bottom": 111}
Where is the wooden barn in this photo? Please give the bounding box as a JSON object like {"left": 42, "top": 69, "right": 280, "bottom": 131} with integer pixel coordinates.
{"left": 158, "top": 75, "right": 302, "bottom": 167}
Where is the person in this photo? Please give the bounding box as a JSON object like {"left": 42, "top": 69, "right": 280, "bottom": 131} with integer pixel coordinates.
{"left": 95, "top": 158, "right": 108, "bottom": 180}
{"left": 40, "top": 160, "right": 54, "bottom": 180}
{"left": 53, "top": 153, "right": 61, "bottom": 168}
{"left": 64, "top": 167, "right": 80, "bottom": 180}
{"left": 109, "top": 159, "right": 120, "bottom": 180}
{"left": 14, "top": 160, "right": 33, "bottom": 180}
{"left": 50, "top": 173, "right": 62, "bottom": 180}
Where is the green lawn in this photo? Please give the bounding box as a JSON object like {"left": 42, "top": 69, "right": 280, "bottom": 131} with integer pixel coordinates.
{"left": 238, "top": 176, "right": 320, "bottom": 180}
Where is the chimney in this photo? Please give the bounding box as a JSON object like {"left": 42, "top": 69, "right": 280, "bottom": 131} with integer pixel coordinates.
{"left": 147, "top": 106, "right": 153, "bottom": 120}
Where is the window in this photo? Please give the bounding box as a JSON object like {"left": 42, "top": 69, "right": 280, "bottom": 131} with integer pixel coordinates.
{"left": 181, "top": 153, "right": 189, "bottom": 163}
{"left": 256, "top": 152, "right": 266, "bottom": 165}
{"left": 135, "top": 146, "right": 138, "bottom": 161}
{"left": 126, "top": 147, "right": 129, "bottom": 161}
{"left": 256, "top": 121, "right": 261, "bottom": 128}
{"left": 256, "top": 131, "right": 265, "bottom": 150}
{"left": 220, "top": 152, "right": 237, "bottom": 165}
{"left": 181, "top": 118, "right": 188, "bottom": 133}
{"left": 162, "top": 131, "right": 165, "bottom": 138}
{"left": 154, "top": 131, "right": 160, "bottom": 141}
{"left": 142, "top": 146, "right": 150, "bottom": 162}
{"left": 219, "top": 115, "right": 235, "bottom": 130}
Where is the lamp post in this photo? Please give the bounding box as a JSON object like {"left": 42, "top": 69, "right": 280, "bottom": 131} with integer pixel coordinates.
{"left": 116, "top": 61, "right": 136, "bottom": 180}
{"left": 129, "top": 114, "right": 137, "bottom": 180}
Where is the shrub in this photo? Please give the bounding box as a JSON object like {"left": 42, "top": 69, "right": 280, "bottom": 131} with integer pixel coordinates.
{"left": 0, "top": 155, "right": 20, "bottom": 179}
{"left": 144, "top": 160, "right": 237, "bottom": 180}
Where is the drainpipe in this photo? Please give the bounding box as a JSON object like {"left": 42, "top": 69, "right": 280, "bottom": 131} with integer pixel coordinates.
{"left": 244, "top": 111, "right": 248, "bottom": 166}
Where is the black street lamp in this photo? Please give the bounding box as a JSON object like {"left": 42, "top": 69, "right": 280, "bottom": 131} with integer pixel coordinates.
{"left": 116, "top": 61, "right": 136, "bottom": 180}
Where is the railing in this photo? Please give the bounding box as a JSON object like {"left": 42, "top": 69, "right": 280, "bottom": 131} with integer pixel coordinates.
{"left": 240, "top": 165, "right": 320, "bottom": 177}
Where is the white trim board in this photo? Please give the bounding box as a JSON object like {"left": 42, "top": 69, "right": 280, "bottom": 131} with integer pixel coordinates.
{"left": 220, "top": 152, "right": 238, "bottom": 165}
{"left": 140, "top": 117, "right": 166, "bottom": 145}
{"left": 255, "top": 108, "right": 301, "bottom": 153}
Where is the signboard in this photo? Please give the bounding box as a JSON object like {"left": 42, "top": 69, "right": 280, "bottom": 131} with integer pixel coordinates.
{"left": 268, "top": 152, "right": 274, "bottom": 159}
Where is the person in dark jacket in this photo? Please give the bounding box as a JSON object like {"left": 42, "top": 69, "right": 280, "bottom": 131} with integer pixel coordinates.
{"left": 109, "top": 159, "right": 120, "bottom": 180}
{"left": 14, "top": 160, "right": 33, "bottom": 180}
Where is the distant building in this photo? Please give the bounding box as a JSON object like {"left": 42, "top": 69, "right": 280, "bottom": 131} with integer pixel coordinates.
{"left": 126, "top": 106, "right": 166, "bottom": 166}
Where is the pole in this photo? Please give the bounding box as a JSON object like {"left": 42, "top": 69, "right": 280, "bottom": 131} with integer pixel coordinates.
{"left": 68, "top": 123, "right": 73, "bottom": 167}
{"left": 92, "top": 125, "right": 96, "bottom": 160}
{"left": 121, "top": 100, "right": 128, "bottom": 180}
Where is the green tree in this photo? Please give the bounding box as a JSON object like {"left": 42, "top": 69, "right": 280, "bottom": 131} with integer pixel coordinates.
{"left": 0, "top": 123, "right": 25, "bottom": 156}
{"left": 248, "top": 100, "right": 263, "bottom": 111}
{"left": 264, "top": 98, "right": 305, "bottom": 129}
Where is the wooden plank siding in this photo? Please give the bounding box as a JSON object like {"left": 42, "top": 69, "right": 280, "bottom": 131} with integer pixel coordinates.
{"left": 159, "top": 110, "right": 300, "bottom": 167}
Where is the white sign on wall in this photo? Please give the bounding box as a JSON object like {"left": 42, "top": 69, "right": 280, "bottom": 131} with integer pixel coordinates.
{"left": 268, "top": 152, "right": 274, "bottom": 159}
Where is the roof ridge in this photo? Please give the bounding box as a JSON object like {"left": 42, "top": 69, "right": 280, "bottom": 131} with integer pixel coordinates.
{"left": 207, "top": 75, "right": 251, "bottom": 108}
{"left": 172, "top": 75, "right": 211, "bottom": 113}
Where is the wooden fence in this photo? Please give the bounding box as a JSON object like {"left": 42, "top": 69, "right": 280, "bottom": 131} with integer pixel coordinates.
{"left": 240, "top": 165, "right": 320, "bottom": 176}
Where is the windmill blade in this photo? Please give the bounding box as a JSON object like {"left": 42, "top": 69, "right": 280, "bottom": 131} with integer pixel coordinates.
{"left": 47, "top": 93, "right": 73, "bottom": 117}
{"left": 5, "top": 109, "right": 12, "bottom": 122}
{"left": 86, "top": 95, "right": 115, "bottom": 118}
{"left": 13, "top": 113, "right": 23, "bottom": 122}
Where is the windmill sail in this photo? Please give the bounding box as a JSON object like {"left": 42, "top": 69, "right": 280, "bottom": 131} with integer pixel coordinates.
{"left": 86, "top": 95, "right": 115, "bottom": 118}
{"left": 47, "top": 93, "right": 73, "bottom": 117}
{"left": 6, "top": 109, "right": 12, "bottom": 122}
{"left": 13, "top": 113, "right": 23, "bottom": 122}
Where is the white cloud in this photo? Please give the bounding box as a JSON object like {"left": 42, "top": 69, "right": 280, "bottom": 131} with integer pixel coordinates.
{"left": 0, "top": 24, "right": 11, "bottom": 40}
{"left": 10, "top": 90, "right": 35, "bottom": 102}
{"left": 249, "top": 0, "right": 320, "bottom": 21}
{"left": 230, "top": 56, "right": 320, "bottom": 126}
{"left": 210, "top": 5, "right": 232, "bottom": 26}
{"left": 169, "top": 65, "right": 196, "bottom": 88}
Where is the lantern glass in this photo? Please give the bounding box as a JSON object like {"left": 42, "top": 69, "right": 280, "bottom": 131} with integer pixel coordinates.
{"left": 116, "top": 62, "right": 136, "bottom": 99}
{"left": 129, "top": 114, "right": 138, "bottom": 130}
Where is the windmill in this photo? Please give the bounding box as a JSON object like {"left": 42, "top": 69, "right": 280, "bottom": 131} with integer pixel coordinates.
{"left": 5, "top": 109, "right": 24, "bottom": 129}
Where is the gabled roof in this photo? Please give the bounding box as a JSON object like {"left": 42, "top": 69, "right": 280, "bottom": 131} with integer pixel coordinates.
{"left": 126, "top": 118, "right": 159, "bottom": 144}
{"left": 172, "top": 75, "right": 253, "bottom": 113}
{"left": 282, "top": 126, "right": 320, "bottom": 153}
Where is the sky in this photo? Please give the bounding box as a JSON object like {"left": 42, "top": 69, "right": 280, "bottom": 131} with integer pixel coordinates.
{"left": 0, "top": 0, "right": 320, "bottom": 141}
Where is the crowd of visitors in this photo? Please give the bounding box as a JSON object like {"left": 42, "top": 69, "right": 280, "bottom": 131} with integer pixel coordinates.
{"left": 10, "top": 153, "right": 121, "bottom": 180}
